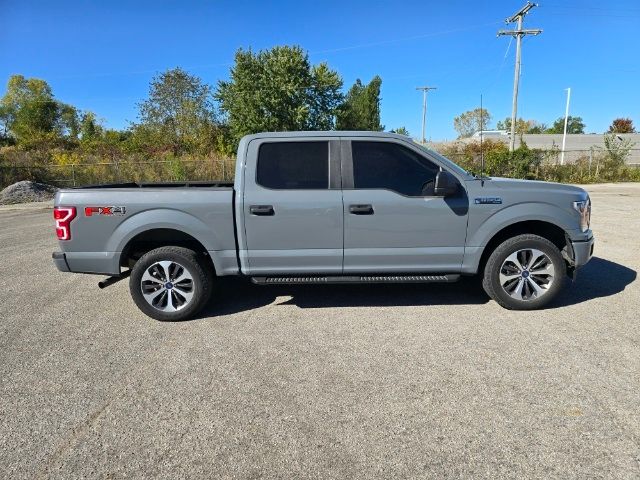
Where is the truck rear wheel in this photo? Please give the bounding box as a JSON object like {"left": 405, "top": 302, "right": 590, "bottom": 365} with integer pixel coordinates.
{"left": 129, "top": 246, "right": 213, "bottom": 321}
{"left": 482, "top": 234, "right": 566, "bottom": 310}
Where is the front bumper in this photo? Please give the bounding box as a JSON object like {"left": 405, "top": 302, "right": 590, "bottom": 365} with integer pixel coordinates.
{"left": 569, "top": 236, "right": 595, "bottom": 268}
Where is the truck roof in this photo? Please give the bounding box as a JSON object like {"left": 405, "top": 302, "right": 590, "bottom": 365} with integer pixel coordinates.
{"left": 240, "top": 131, "right": 413, "bottom": 142}
{"left": 237, "top": 130, "right": 474, "bottom": 180}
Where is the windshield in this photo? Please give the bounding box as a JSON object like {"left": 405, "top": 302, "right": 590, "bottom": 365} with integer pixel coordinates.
{"left": 413, "top": 143, "right": 474, "bottom": 178}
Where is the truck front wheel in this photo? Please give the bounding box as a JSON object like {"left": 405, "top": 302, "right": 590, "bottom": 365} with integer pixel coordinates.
{"left": 129, "top": 246, "right": 213, "bottom": 321}
{"left": 482, "top": 234, "right": 566, "bottom": 310}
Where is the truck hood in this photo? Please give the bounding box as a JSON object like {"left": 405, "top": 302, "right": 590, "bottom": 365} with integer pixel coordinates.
{"left": 483, "top": 177, "right": 588, "bottom": 198}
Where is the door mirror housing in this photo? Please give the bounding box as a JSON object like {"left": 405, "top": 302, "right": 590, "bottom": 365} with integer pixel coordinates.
{"left": 434, "top": 170, "right": 458, "bottom": 197}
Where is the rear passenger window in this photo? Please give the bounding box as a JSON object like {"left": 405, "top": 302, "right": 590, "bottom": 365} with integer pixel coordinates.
{"left": 351, "top": 141, "right": 440, "bottom": 196}
{"left": 257, "top": 141, "right": 329, "bottom": 189}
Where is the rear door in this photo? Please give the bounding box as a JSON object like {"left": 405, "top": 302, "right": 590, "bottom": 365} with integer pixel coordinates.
{"left": 242, "top": 138, "right": 343, "bottom": 274}
{"left": 341, "top": 139, "right": 469, "bottom": 273}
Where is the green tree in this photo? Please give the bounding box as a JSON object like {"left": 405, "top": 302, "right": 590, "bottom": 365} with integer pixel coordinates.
{"left": 0, "top": 75, "right": 59, "bottom": 140}
{"left": 134, "top": 67, "right": 218, "bottom": 155}
{"left": 80, "top": 127, "right": 130, "bottom": 159}
{"left": 78, "top": 111, "right": 103, "bottom": 142}
{"left": 453, "top": 108, "right": 491, "bottom": 138}
{"left": 59, "top": 103, "right": 80, "bottom": 139}
{"left": 0, "top": 74, "right": 82, "bottom": 145}
{"left": 307, "top": 63, "right": 344, "bottom": 131}
{"left": 608, "top": 118, "right": 635, "bottom": 133}
{"left": 496, "top": 117, "right": 547, "bottom": 134}
{"left": 390, "top": 126, "right": 410, "bottom": 136}
{"left": 336, "top": 76, "right": 383, "bottom": 131}
{"left": 0, "top": 103, "right": 13, "bottom": 145}
{"left": 547, "top": 116, "right": 585, "bottom": 134}
{"left": 0, "top": 103, "right": 11, "bottom": 137}
{"left": 216, "top": 46, "right": 343, "bottom": 144}
{"left": 527, "top": 122, "right": 548, "bottom": 134}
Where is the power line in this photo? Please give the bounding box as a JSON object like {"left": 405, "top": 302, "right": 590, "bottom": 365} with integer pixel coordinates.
{"left": 498, "top": 2, "right": 542, "bottom": 151}
{"left": 311, "top": 21, "right": 502, "bottom": 55}
{"left": 542, "top": 3, "right": 640, "bottom": 16}
{"left": 39, "top": 22, "right": 503, "bottom": 82}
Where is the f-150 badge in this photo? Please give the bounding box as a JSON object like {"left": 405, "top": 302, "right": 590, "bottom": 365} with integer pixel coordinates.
{"left": 474, "top": 197, "right": 502, "bottom": 205}
{"left": 84, "top": 206, "right": 126, "bottom": 216}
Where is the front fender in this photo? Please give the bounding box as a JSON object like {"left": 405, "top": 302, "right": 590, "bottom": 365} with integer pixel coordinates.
{"left": 466, "top": 201, "right": 577, "bottom": 248}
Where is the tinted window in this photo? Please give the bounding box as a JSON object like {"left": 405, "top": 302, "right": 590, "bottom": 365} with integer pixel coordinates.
{"left": 352, "top": 141, "right": 440, "bottom": 196}
{"left": 257, "top": 141, "right": 329, "bottom": 189}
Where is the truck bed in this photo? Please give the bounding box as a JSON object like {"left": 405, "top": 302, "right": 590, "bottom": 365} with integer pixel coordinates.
{"left": 55, "top": 186, "right": 238, "bottom": 276}
{"left": 74, "top": 180, "right": 234, "bottom": 189}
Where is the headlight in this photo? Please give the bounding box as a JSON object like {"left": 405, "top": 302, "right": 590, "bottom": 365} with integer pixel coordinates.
{"left": 573, "top": 198, "right": 591, "bottom": 232}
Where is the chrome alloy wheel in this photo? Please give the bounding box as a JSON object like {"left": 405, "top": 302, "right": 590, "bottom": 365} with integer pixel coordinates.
{"left": 140, "top": 261, "right": 195, "bottom": 312}
{"left": 499, "top": 248, "right": 555, "bottom": 301}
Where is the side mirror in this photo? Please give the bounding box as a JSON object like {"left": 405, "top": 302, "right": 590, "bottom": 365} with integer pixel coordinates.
{"left": 434, "top": 170, "right": 458, "bottom": 197}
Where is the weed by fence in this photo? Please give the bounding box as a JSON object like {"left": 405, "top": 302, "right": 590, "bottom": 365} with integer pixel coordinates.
{"left": 438, "top": 143, "right": 640, "bottom": 184}
{"left": 0, "top": 156, "right": 235, "bottom": 188}
{"left": 1, "top": 147, "right": 639, "bottom": 189}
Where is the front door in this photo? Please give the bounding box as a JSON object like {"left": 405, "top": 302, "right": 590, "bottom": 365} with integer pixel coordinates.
{"left": 342, "top": 139, "right": 469, "bottom": 273}
{"left": 242, "top": 138, "right": 343, "bottom": 275}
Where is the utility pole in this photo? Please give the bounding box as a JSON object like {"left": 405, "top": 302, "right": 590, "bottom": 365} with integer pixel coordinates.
{"left": 498, "top": 2, "right": 542, "bottom": 151}
{"left": 416, "top": 86, "right": 436, "bottom": 144}
{"left": 560, "top": 87, "right": 571, "bottom": 165}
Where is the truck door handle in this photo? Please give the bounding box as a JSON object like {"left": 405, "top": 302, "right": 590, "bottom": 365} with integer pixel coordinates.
{"left": 349, "top": 204, "right": 374, "bottom": 215}
{"left": 250, "top": 205, "right": 275, "bottom": 216}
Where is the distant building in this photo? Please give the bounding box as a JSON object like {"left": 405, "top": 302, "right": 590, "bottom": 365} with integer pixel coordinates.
{"left": 471, "top": 130, "right": 510, "bottom": 139}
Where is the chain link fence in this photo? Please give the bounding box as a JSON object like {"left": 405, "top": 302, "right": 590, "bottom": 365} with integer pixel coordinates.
{"left": 443, "top": 148, "right": 640, "bottom": 166}
{"left": 0, "top": 149, "right": 638, "bottom": 189}
{"left": 440, "top": 148, "right": 640, "bottom": 184}
{"left": 0, "top": 157, "right": 236, "bottom": 188}
{"left": 515, "top": 148, "right": 640, "bottom": 167}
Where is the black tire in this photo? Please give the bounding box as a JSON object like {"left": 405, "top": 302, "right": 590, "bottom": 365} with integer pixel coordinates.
{"left": 482, "top": 234, "right": 566, "bottom": 310}
{"left": 129, "top": 246, "right": 213, "bottom": 321}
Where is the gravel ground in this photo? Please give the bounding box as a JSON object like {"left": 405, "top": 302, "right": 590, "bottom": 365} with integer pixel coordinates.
{"left": 0, "top": 183, "right": 638, "bottom": 479}
{"left": 0, "top": 181, "right": 57, "bottom": 205}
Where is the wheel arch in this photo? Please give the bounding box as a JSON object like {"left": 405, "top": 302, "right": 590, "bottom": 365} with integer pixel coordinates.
{"left": 119, "top": 228, "right": 216, "bottom": 274}
{"left": 476, "top": 220, "right": 568, "bottom": 276}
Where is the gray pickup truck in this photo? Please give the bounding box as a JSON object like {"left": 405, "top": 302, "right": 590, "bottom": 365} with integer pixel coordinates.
{"left": 52, "top": 131, "right": 594, "bottom": 321}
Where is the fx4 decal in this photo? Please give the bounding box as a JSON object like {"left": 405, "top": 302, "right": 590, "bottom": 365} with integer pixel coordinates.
{"left": 85, "top": 206, "right": 127, "bottom": 216}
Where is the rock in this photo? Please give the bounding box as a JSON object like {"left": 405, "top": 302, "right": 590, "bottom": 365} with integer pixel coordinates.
{"left": 0, "top": 181, "right": 57, "bottom": 205}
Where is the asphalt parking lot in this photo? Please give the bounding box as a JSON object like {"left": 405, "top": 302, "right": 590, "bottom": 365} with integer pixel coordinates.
{"left": 1, "top": 183, "right": 639, "bottom": 479}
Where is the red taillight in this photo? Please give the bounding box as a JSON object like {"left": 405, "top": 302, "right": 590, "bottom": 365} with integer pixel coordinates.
{"left": 53, "top": 206, "right": 76, "bottom": 240}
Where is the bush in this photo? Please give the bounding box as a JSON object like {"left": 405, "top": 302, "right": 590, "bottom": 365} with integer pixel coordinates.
{"left": 0, "top": 145, "right": 235, "bottom": 188}
{"left": 1, "top": 134, "right": 638, "bottom": 189}
{"left": 441, "top": 140, "right": 543, "bottom": 179}
{"left": 436, "top": 138, "right": 640, "bottom": 184}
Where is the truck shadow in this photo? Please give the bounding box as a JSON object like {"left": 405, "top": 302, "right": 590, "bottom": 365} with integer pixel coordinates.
{"left": 196, "top": 256, "right": 635, "bottom": 318}
{"left": 551, "top": 256, "right": 636, "bottom": 308}
{"left": 200, "top": 277, "right": 490, "bottom": 318}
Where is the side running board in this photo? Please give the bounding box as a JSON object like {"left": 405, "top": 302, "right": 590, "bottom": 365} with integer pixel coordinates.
{"left": 251, "top": 274, "right": 460, "bottom": 285}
